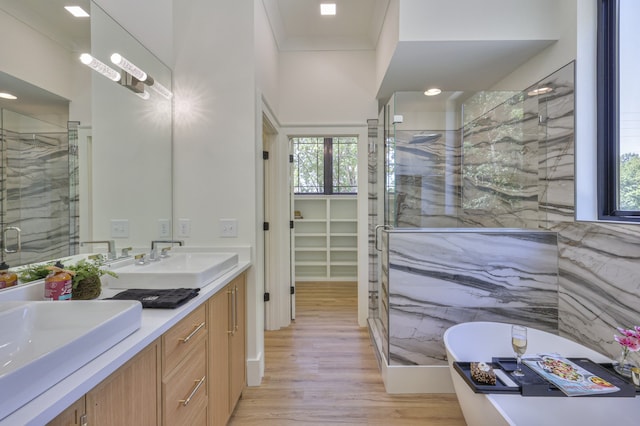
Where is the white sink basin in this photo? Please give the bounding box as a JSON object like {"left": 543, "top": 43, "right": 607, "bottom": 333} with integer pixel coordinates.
{"left": 0, "top": 300, "right": 142, "bottom": 421}
{"left": 110, "top": 252, "right": 238, "bottom": 289}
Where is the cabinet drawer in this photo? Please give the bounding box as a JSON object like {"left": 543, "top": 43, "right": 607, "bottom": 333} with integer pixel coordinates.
{"left": 163, "top": 304, "right": 206, "bottom": 373}
{"left": 163, "top": 339, "right": 207, "bottom": 426}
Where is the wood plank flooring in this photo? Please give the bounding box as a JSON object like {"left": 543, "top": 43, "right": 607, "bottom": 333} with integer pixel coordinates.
{"left": 228, "top": 281, "right": 466, "bottom": 425}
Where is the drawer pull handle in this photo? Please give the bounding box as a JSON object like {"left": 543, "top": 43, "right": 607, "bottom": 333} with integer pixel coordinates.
{"left": 180, "top": 376, "right": 206, "bottom": 406}
{"left": 179, "top": 322, "right": 205, "bottom": 343}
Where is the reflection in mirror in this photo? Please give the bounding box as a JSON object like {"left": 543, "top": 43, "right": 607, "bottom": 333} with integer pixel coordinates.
{"left": 0, "top": 0, "right": 172, "bottom": 276}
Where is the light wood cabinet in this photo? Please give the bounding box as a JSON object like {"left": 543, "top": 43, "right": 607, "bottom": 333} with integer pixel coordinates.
{"left": 162, "top": 304, "right": 208, "bottom": 426}
{"left": 229, "top": 276, "right": 246, "bottom": 409}
{"left": 162, "top": 338, "right": 207, "bottom": 425}
{"left": 85, "top": 339, "right": 160, "bottom": 426}
{"left": 48, "top": 341, "right": 160, "bottom": 426}
{"left": 48, "top": 271, "right": 247, "bottom": 426}
{"left": 209, "top": 273, "right": 246, "bottom": 426}
{"left": 46, "top": 397, "right": 85, "bottom": 426}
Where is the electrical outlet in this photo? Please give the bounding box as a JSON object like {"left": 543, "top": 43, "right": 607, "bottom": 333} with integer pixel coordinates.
{"left": 178, "top": 218, "right": 191, "bottom": 237}
{"left": 219, "top": 219, "right": 238, "bottom": 238}
{"left": 111, "top": 219, "right": 129, "bottom": 238}
{"left": 158, "top": 219, "right": 171, "bottom": 238}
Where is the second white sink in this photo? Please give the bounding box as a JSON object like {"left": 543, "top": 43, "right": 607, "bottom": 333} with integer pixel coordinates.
{"left": 110, "top": 252, "right": 238, "bottom": 289}
{"left": 0, "top": 300, "right": 142, "bottom": 421}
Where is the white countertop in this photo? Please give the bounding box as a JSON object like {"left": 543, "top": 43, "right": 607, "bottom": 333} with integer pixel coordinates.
{"left": 0, "top": 257, "right": 251, "bottom": 426}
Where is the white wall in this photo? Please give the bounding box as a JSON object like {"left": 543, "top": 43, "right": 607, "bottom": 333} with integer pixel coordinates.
{"left": 94, "top": 0, "right": 173, "bottom": 66}
{"left": 172, "top": 0, "right": 264, "bottom": 385}
{"left": 89, "top": 4, "right": 173, "bottom": 250}
{"left": 255, "top": 0, "right": 280, "bottom": 114}
{"left": 491, "top": 0, "right": 577, "bottom": 90}
{"left": 376, "top": 0, "right": 400, "bottom": 98}
{"left": 0, "top": 10, "right": 74, "bottom": 103}
{"left": 575, "top": 0, "right": 598, "bottom": 220}
{"left": 279, "top": 50, "right": 378, "bottom": 125}
{"left": 398, "top": 0, "right": 560, "bottom": 41}
{"left": 488, "top": 0, "right": 599, "bottom": 220}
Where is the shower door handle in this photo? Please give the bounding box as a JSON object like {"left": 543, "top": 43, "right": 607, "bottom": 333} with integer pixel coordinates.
{"left": 374, "top": 225, "right": 392, "bottom": 252}
{"left": 3, "top": 227, "right": 21, "bottom": 253}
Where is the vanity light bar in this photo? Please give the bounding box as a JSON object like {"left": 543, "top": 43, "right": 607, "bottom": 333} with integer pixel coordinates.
{"left": 136, "top": 90, "right": 151, "bottom": 100}
{"left": 79, "top": 53, "right": 121, "bottom": 82}
{"left": 148, "top": 81, "right": 173, "bottom": 100}
{"left": 110, "top": 53, "right": 173, "bottom": 99}
{"left": 110, "top": 53, "right": 147, "bottom": 82}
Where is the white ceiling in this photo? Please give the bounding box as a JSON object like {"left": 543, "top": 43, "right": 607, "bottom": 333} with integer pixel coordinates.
{"left": 262, "top": 0, "right": 556, "bottom": 102}
{"left": 0, "top": 0, "right": 88, "bottom": 117}
{"left": 262, "top": 0, "right": 390, "bottom": 51}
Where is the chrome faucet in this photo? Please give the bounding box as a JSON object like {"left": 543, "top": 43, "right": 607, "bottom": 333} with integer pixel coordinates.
{"left": 151, "top": 240, "right": 184, "bottom": 251}
{"left": 81, "top": 240, "right": 116, "bottom": 260}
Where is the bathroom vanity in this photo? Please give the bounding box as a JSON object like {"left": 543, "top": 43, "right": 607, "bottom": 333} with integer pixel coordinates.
{"left": 0, "top": 252, "right": 250, "bottom": 426}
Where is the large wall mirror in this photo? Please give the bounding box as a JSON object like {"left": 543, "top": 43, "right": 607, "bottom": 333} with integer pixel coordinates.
{"left": 0, "top": 0, "right": 172, "bottom": 271}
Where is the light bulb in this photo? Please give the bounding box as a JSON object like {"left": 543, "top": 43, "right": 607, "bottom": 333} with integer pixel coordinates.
{"left": 79, "top": 53, "right": 121, "bottom": 81}
{"left": 149, "top": 81, "right": 173, "bottom": 100}
{"left": 424, "top": 88, "right": 442, "bottom": 96}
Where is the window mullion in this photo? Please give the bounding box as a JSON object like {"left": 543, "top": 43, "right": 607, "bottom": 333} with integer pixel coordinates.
{"left": 324, "top": 137, "right": 333, "bottom": 195}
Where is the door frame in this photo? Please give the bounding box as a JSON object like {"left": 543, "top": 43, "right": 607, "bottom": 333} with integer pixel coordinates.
{"left": 262, "top": 110, "right": 293, "bottom": 331}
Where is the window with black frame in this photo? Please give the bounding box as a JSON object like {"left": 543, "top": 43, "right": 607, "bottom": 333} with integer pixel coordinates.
{"left": 598, "top": 0, "right": 640, "bottom": 220}
{"left": 292, "top": 136, "right": 357, "bottom": 194}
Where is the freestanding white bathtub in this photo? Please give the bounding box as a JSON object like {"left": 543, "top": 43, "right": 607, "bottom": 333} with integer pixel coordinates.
{"left": 443, "top": 321, "right": 640, "bottom": 426}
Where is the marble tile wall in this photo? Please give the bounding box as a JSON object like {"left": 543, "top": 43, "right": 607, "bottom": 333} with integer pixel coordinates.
{"left": 2, "top": 130, "right": 71, "bottom": 266}
{"left": 375, "top": 61, "right": 640, "bottom": 369}
{"left": 385, "top": 229, "right": 559, "bottom": 365}
{"left": 394, "top": 130, "right": 462, "bottom": 228}
{"left": 461, "top": 94, "right": 540, "bottom": 228}
{"left": 368, "top": 118, "right": 380, "bottom": 319}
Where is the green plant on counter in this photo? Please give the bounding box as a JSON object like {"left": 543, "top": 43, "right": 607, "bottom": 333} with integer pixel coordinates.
{"left": 67, "top": 257, "right": 118, "bottom": 300}
{"left": 18, "top": 262, "right": 54, "bottom": 283}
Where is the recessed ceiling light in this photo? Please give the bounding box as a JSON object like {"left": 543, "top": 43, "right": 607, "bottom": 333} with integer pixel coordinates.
{"left": 424, "top": 88, "right": 442, "bottom": 96}
{"left": 0, "top": 92, "right": 17, "bottom": 100}
{"left": 64, "top": 6, "right": 90, "bottom": 18}
{"left": 321, "top": 3, "right": 336, "bottom": 16}
{"left": 527, "top": 86, "right": 554, "bottom": 96}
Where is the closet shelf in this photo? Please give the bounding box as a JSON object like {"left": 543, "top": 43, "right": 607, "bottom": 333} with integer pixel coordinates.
{"left": 294, "top": 196, "right": 357, "bottom": 281}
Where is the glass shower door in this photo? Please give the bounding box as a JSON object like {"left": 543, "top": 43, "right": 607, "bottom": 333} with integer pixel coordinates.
{"left": 0, "top": 108, "right": 71, "bottom": 266}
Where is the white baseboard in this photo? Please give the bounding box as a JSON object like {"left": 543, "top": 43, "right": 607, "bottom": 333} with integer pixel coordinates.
{"left": 246, "top": 351, "right": 264, "bottom": 386}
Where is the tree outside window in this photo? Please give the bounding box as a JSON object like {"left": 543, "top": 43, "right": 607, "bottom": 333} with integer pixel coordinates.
{"left": 292, "top": 136, "right": 357, "bottom": 194}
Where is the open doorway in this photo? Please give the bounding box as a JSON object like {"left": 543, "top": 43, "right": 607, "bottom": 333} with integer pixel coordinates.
{"left": 290, "top": 135, "right": 359, "bottom": 318}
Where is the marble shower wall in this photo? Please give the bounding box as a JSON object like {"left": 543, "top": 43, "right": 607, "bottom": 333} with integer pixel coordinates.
{"left": 394, "top": 130, "right": 461, "bottom": 228}
{"left": 376, "top": 61, "right": 640, "bottom": 368}
{"left": 461, "top": 93, "right": 540, "bottom": 228}
{"left": 385, "top": 229, "right": 558, "bottom": 366}
{"left": 2, "top": 129, "right": 71, "bottom": 265}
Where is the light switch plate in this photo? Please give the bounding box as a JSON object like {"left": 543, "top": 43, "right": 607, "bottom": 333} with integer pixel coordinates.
{"left": 219, "top": 219, "right": 238, "bottom": 238}
{"left": 111, "top": 219, "right": 129, "bottom": 238}
{"left": 158, "top": 219, "right": 171, "bottom": 238}
{"left": 178, "top": 218, "right": 191, "bottom": 237}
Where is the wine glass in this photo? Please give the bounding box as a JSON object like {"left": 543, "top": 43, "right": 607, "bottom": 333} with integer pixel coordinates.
{"left": 511, "top": 325, "right": 527, "bottom": 377}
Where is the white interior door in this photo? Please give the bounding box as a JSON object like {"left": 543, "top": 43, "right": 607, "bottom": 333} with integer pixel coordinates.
{"left": 289, "top": 138, "right": 296, "bottom": 320}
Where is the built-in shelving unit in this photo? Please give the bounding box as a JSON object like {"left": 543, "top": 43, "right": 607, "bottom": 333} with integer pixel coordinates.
{"left": 294, "top": 196, "right": 357, "bottom": 281}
